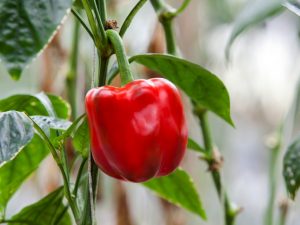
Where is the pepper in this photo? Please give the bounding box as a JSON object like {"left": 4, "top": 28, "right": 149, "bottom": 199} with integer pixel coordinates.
{"left": 85, "top": 78, "right": 188, "bottom": 182}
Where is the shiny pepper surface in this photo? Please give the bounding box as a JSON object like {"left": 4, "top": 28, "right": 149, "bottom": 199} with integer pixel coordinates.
{"left": 85, "top": 78, "right": 187, "bottom": 182}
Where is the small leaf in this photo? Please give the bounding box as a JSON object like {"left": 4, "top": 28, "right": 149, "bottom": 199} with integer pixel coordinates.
{"left": 226, "top": 0, "right": 284, "bottom": 58}
{"left": 0, "top": 135, "right": 49, "bottom": 217}
{"left": 9, "top": 187, "right": 71, "bottom": 225}
{"left": 73, "top": 118, "right": 90, "bottom": 158}
{"left": 131, "top": 54, "right": 233, "bottom": 125}
{"left": 0, "top": 0, "right": 72, "bottom": 79}
{"left": 143, "top": 168, "right": 206, "bottom": 219}
{"left": 283, "top": 138, "right": 300, "bottom": 199}
{"left": 0, "top": 93, "right": 70, "bottom": 119}
{"left": 188, "top": 138, "right": 206, "bottom": 153}
{"left": 0, "top": 111, "right": 34, "bottom": 166}
{"left": 31, "top": 116, "right": 72, "bottom": 137}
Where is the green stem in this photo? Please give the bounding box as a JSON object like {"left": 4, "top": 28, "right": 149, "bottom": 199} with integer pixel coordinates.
{"left": 98, "top": 52, "right": 109, "bottom": 86}
{"left": 97, "top": 0, "right": 107, "bottom": 24}
{"left": 106, "top": 29, "right": 134, "bottom": 85}
{"left": 199, "top": 112, "right": 236, "bottom": 225}
{"left": 119, "top": 0, "right": 148, "bottom": 37}
{"left": 91, "top": 0, "right": 108, "bottom": 47}
{"left": 150, "top": 0, "right": 164, "bottom": 11}
{"left": 31, "top": 120, "right": 80, "bottom": 224}
{"left": 82, "top": 0, "right": 105, "bottom": 49}
{"left": 67, "top": 17, "right": 80, "bottom": 120}
{"left": 265, "top": 130, "right": 282, "bottom": 225}
{"left": 73, "top": 158, "right": 88, "bottom": 198}
{"left": 71, "top": 8, "right": 95, "bottom": 42}
{"left": 160, "top": 17, "right": 178, "bottom": 55}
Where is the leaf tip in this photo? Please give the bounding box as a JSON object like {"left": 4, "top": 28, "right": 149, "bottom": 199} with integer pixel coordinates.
{"left": 9, "top": 68, "right": 22, "bottom": 81}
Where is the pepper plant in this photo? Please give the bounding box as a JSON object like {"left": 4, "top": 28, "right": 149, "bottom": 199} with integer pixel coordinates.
{"left": 0, "top": 0, "right": 265, "bottom": 225}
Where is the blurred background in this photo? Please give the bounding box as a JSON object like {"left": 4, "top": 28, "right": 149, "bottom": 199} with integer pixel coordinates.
{"left": 1, "top": 0, "right": 300, "bottom": 224}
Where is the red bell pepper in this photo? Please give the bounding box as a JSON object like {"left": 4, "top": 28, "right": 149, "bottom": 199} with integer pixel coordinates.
{"left": 85, "top": 78, "right": 187, "bottom": 182}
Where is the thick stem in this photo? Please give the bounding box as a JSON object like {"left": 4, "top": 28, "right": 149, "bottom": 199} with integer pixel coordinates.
{"left": 98, "top": 52, "right": 109, "bottom": 86}
{"left": 67, "top": 17, "right": 80, "bottom": 120}
{"left": 160, "top": 18, "right": 178, "bottom": 56}
{"left": 106, "top": 30, "right": 134, "bottom": 85}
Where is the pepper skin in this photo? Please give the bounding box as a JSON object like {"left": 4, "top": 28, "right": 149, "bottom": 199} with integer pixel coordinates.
{"left": 85, "top": 78, "right": 187, "bottom": 182}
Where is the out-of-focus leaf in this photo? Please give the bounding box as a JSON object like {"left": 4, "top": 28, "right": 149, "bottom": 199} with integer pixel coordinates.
{"left": 283, "top": 1, "right": 300, "bottom": 16}
{"left": 226, "top": 0, "right": 284, "bottom": 59}
{"left": 143, "top": 168, "right": 206, "bottom": 219}
{"left": 0, "top": 135, "right": 49, "bottom": 218}
{"left": 188, "top": 138, "right": 206, "bottom": 153}
{"left": 73, "top": 118, "right": 90, "bottom": 158}
{"left": 131, "top": 54, "right": 233, "bottom": 125}
{"left": 0, "top": 0, "right": 72, "bottom": 79}
{"left": 283, "top": 138, "right": 300, "bottom": 199}
{"left": 0, "top": 111, "right": 34, "bottom": 165}
{"left": 8, "top": 187, "right": 71, "bottom": 225}
{"left": 0, "top": 93, "right": 70, "bottom": 119}
{"left": 31, "top": 116, "right": 72, "bottom": 137}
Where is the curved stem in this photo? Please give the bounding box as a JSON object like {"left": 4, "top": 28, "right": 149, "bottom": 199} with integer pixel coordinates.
{"left": 71, "top": 8, "right": 95, "bottom": 42}
{"left": 171, "top": 0, "right": 191, "bottom": 17}
{"left": 106, "top": 30, "right": 134, "bottom": 85}
{"left": 150, "top": 0, "right": 165, "bottom": 11}
{"left": 119, "top": 0, "right": 148, "bottom": 37}
{"left": 30, "top": 119, "right": 81, "bottom": 224}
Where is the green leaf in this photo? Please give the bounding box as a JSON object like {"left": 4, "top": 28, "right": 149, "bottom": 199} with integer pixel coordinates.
{"left": 143, "top": 168, "right": 206, "bottom": 219}
{"left": 283, "top": 1, "right": 300, "bottom": 16}
{"left": 0, "top": 0, "right": 72, "bottom": 79}
{"left": 31, "top": 116, "right": 72, "bottom": 137}
{"left": 0, "top": 93, "right": 70, "bottom": 119}
{"left": 9, "top": 187, "right": 71, "bottom": 225}
{"left": 187, "top": 138, "right": 206, "bottom": 153}
{"left": 131, "top": 54, "right": 233, "bottom": 125}
{"left": 0, "top": 135, "right": 49, "bottom": 218}
{"left": 73, "top": 118, "right": 90, "bottom": 158}
{"left": 226, "top": 0, "right": 284, "bottom": 59}
{"left": 283, "top": 138, "right": 300, "bottom": 199}
{"left": 0, "top": 111, "right": 34, "bottom": 165}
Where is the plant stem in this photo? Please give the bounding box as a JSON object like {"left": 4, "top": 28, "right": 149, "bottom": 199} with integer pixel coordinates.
{"left": 160, "top": 18, "right": 178, "bottom": 56}
{"left": 97, "top": 0, "right": 107, "bottom": 24}
{"left": 71, "top": 8, "right": 95, "bottom": 42}
{"left": 106, "top": 30, "right": 134, "bottom": 85}
{"left": 67, "top": 16, "right": 80, "bottom": 120}
{"left": 150, "top": 1, "right": 237, "bottom": 223}
{"left": 119, "top": 0, "right": 148, "bottom": 37}
{"left": 199, "top": 112, "right": 236, "bottom": 225}
{"left": 31, "top": 120, "right": 81, "bottom": 224}
{"left": 98, "top": 52, "right": 109, "bottom": 86}
{"left": 150, "top": 0, "right": 164, "bottom": 11}
{"left": 265, "top": 130, "right": 282, "bottom": 225}
{"left": 73, "top": 158, "right": 88, "bottom": 197}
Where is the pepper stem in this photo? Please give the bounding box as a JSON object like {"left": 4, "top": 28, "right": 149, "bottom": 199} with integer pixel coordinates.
{"left": 106, "top": 29, "right": 134, "bottom": 86}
